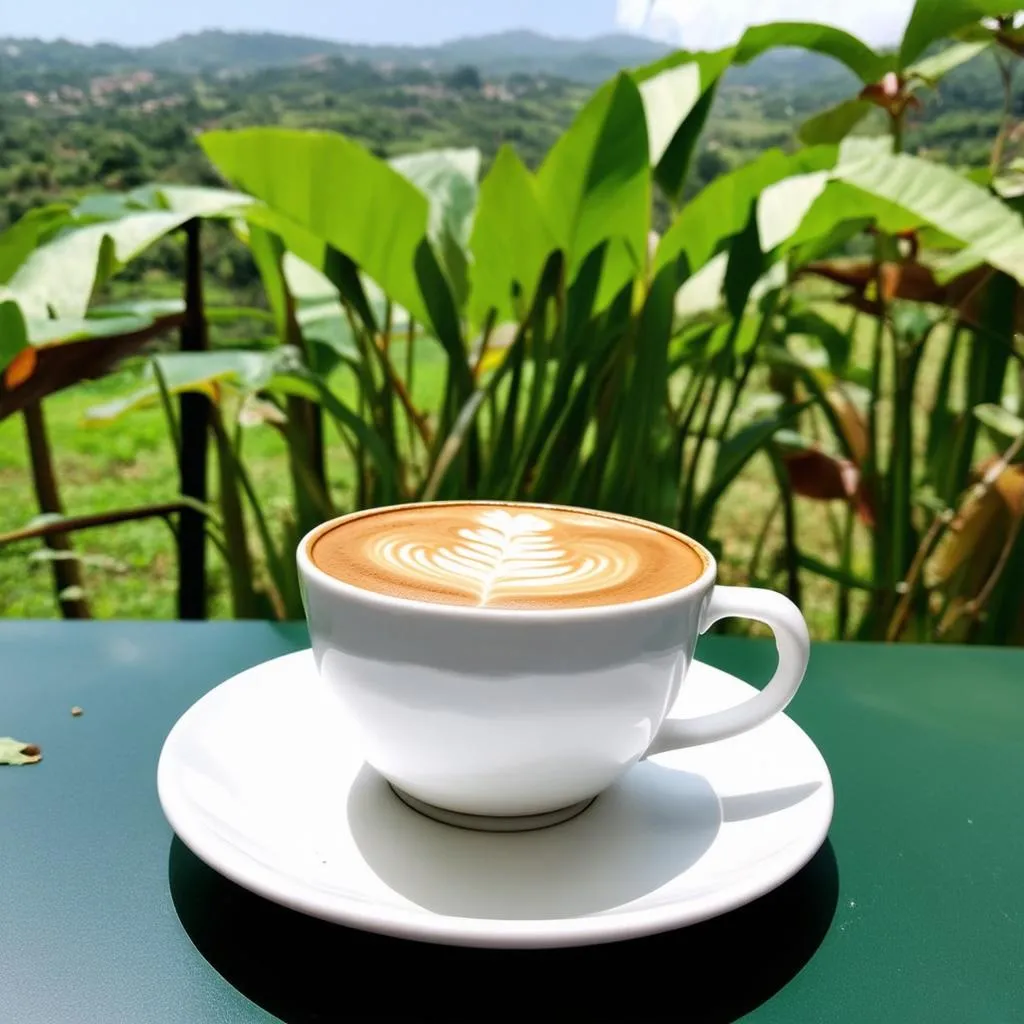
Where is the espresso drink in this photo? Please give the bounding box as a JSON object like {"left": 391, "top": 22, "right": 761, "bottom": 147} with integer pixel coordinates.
{"left": 308, "top": 503, "right": 705, "bottom": 610}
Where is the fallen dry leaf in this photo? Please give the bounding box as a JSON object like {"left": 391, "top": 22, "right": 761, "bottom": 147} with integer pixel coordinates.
{"left": 0, "top": 737, "right": 42, "bottom": 765}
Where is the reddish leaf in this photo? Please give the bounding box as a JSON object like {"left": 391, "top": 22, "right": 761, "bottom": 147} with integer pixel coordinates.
{"left": 827, "top": 387, "right": 870, "bottom": 465}
{"left": 783, "top": 446, "right": 876, "bottom": 527}
{"left": 802, "top": 260, "right": 1024, "bottom": 331}
{"left": 0, "top": 313, "right": 183, "bottom": 421}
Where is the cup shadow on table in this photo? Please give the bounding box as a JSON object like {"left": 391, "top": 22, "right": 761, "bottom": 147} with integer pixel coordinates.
{"left": 344, "top": 762, "right": 724, "bottom": 919}
{"left": 169, "top": 769, "right": 838, "bottom": 1023}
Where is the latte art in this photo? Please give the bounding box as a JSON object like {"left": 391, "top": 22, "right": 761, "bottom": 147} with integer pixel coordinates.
{"left": 371, "top": 509, "right": 642, "bottom": 605}
{"left": 309, "top": 503, "right": 706, "bottom": 609}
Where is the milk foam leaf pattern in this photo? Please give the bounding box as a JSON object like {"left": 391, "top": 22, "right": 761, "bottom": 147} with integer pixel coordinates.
{"left": 362, "top": 508, "right": 663, "bottom": 608}
{"left": 375, "top": 511, "right": 583, "bottom": 606}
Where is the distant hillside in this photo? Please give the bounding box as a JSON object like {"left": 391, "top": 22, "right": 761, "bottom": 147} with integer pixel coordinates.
{"left": 0, "top": 29, "right": 667, "bottom": 83}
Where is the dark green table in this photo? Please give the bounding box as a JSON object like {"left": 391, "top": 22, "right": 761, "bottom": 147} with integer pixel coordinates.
{"left": 2, "top": 623, "right": 1022, "bottom": 1023}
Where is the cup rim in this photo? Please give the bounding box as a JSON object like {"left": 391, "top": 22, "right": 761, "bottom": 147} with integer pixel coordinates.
{"left": 297, "top": 500, "right": 717, "bottom": 622}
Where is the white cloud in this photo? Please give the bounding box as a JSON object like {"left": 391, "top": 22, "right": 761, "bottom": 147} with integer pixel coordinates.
{"left": 617, "top": 0, "right": 914, "bottom": 49}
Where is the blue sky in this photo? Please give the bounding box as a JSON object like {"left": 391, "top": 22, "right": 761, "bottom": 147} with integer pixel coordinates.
{"left": 8, "top": 0, "right": 913, "bottom": 47}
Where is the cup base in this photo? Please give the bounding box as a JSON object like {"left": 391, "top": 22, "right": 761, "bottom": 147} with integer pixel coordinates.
{"left": 389, "top": 785, "right": 596, "bottom": 833}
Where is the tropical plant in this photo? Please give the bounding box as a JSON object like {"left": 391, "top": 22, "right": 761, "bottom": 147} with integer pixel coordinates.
{"left": 1, "top": 0, "right": 1023, "bottom": 645}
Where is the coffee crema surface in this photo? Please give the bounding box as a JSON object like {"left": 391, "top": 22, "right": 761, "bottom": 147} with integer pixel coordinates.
{"left": 308, "top": 503, "right": 706, "bottom": 609}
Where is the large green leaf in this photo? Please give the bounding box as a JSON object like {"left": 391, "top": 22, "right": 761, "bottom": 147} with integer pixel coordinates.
{"left": 832, "top": 138, "right": 1024, "bottom": 284}
{"left": 637, "top": 60, "right": 701, "bottom": 171}
{"left": 469, "top": 144, "right": 557, "bottom": 330}
{"left": 131, "top": 183, "right": 253, "bottom": 218}
{"left": 87, "top": 297, "right": 272, "bottom": 326}
{"left": 84, "top": 350, "right": 291, "bottom": 423}
{"left": 27, "top": 312, "right": 167, "bottom": 347}
{"left": 695, "top": 401, "right": 810, "bottom": 534}
{"left": 799, "top": 100, "right": 874, "bottom": 146}
{"left": 974, "top": 402, "right": 1024, "bottom": 440}
{"left": 725, "top": 203, "right": 764, "bottom": 318}
{"left": 786, "top": 309, "right": 854, "bottom": 371}
{"left": 656, "top": 146, "right": 837, "bottom": 275}
{"left": 736, "top": 23, "right": 891, "bottom": 82}
{"left": 601, "top": 264, "right": 678, "bottom": 510}
{"left": 783, "top": 181, "right": 924, "bottom": 256}
{"left": 907, "top": 40, "right": 992, "bottom": 85}
{"left": 201, "top": 128, "right": 433, "bottom": 326}
{"left": 536, "top": 74, "right": 650, "bottom": 303}
{"left": 0, "top": 204, "right": 72, "bottom": 283}
{"left": 899, "top": 0, "right": 1019, "bottom": 68}
{"left": 7, "top": 212, "right": 188, "bottom": 319}
{"left": 390, "top": 149, "right": 479, "bottom": 249}
{"left": 296, "top": 305, "right": 362, "bottom": 365}
{"left": 0, "top": 292, "right": 29, "bottom": 371}
{"left": 4, "top": 184, "right": 248, "bottom": 321}
{"left": 390, "top": 148, "right": 480, "bottom": 307}
{"left": 758, "top": 171, "right": 833, "bottom": 253}
{"left": 673, "top": 253, "right": 728, "bottom": 322}
{"left": 633, "top": 47, "right": 735, "bottom": 201}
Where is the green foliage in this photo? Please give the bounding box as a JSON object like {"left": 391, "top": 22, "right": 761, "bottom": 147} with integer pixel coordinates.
{"left": 799, "top": 100, "right": 874, "bottom": 146}
{"left": 201, "top": 128, "right": 434, "bottom": 325}
{"left": 469, "top": 145, "right": 555, "bottom": 328}
{"left": 900, "top": 1, "right": 1021, "bottom": 68}
{"left": 3, "top": 13, "right": 1024, "bottom": 648}
{"left": 735, "top": 22, "right": 892, "bottom": 82}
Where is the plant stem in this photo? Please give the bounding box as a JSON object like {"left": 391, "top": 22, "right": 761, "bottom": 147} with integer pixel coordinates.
{"left": 21, "top": 401, "right": 90, "bottom": 618}
{"left": 990, "top": 52, "right": 1017, "bottom": 175}
{"left": 865, "top": 250, "right": 888, "bottom": 632}
{"left": 153, "top": 359, "right": 181, "bottom": 474}
{"left": 891, "top": 427, "right": 1024, "bottom": 640}
{"left": 717, "top": 346, "right": 758, "bottom": 444}
{"left": 679, "top": 368, "right": 725, "bottom": 529}
{"left": 405, "top": 318, "right": 418, "bottom": 470}
{"left": 209, "top": 410, "right": 259, "bottom": 619}
{"left": 748, "top": 495, "right": 781, "bottom": 585}
{"left": 891, "top": 110, "right": 905, "bottom": 155}
{"left": 770, "top": 447, "right": 802, "bottom": 607}
{"left": 837, "top": 504, "right": 855, "bottom": 640}
{"left": 0, "top": 501, "right": 209, "bottom": 545}
{"left": 964, "top": 516, "right": 1024, "bottom": 624}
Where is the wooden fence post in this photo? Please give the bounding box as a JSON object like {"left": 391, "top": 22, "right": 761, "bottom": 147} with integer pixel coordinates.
{"left": 22, "top": 401, "right": 90, "bottom": 618}
{"left": 177, "top": 218, "right": 209, "bottom": 620}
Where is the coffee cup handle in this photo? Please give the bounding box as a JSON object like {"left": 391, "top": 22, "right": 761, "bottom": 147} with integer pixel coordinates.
{"left": 646, "top": 586, "right": 810, "bottom": 755}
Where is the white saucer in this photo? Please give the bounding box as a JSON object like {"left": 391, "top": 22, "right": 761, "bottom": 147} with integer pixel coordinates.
{"left": 157, "top": 650, "right": 833, "bottom": 949}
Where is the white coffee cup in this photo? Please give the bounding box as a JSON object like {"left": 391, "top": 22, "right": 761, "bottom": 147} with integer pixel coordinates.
{"left": 298, "top": 502, "right": 810, "bottom": 830}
